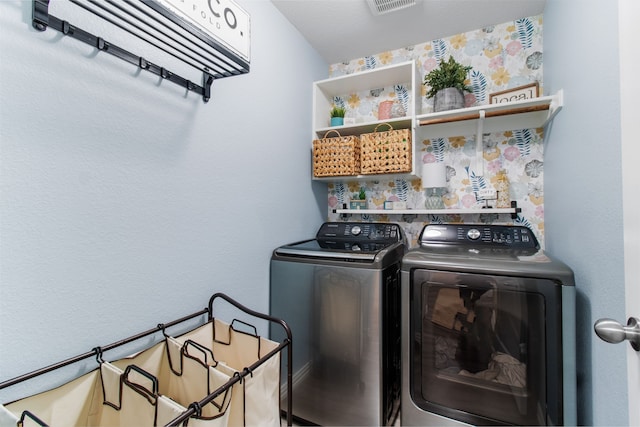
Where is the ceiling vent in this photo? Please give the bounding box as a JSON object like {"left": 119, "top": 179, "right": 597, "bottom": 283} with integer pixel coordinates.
{"left": 366, "top": 0, "right": 417, "bottom": 15}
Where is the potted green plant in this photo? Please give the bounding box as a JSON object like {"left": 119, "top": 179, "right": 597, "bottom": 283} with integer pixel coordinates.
{"left": 350, "top": 187, "right": 367, "bottom": 210}
{"left": 423, "top": 56, "right": 473, "bottom": 112}
{"left": 330, "top": 106, "right": 346, "bottom": 126}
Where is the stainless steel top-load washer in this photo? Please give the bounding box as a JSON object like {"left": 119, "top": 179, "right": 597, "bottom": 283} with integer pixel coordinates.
{"left": 269, "top": 222, "right": 405, "bottom": 426}
{"left": 401, "top": 224, "right": 576, "bottom": 426}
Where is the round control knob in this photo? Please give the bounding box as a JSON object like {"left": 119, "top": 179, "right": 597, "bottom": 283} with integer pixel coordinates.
{"left": 351, "top": 225, "right": 362, "bottom": 236}
{"left": 467, "top": 228, "right": 481, "bottom": 240}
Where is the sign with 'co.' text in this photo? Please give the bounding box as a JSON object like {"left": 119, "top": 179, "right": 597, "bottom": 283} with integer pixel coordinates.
{"left": 155, "top": 0, "right": 250, "bottom": 62}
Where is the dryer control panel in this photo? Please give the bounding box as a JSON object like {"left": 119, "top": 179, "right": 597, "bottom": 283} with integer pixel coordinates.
{"left": 420, "top": 224, "right": 539, "bottom": 249}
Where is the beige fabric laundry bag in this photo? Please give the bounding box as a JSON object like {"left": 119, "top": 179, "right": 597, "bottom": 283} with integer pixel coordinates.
{"left": 163, "top": 336, "right": 233, "bottom": 422}
{"left": 2, "top": 337, "right": 233, "bottom": 427}
{"left": 2, "top": 368, "right": 101, "bottom": 426}
{"left": 174, "top": 318, "right": 281, "bottom": 427}
{"left": 91, "top": 363, "right": 158, "bottom": 426}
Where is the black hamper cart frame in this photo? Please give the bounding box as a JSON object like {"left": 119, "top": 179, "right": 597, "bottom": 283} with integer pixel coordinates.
{"left": 0, "top": 293, "right": 293, "bottom": 427}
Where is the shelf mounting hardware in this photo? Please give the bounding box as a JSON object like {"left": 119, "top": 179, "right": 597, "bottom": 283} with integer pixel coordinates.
{"left": 475, "top": 109, "right": 485, "bottom": 177}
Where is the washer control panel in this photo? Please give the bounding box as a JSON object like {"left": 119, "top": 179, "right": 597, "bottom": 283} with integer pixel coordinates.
{"left": 317, "top": 222, "right": 402, "bottom": 242}
{"left": 420, "top": 224, "right": 539, "bottom": 249}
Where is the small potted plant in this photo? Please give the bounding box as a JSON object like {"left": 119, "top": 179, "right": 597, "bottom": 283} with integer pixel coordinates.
{"left": 330, "top": 106, "right": 346, "bottom": 126}
{"left": 423, "top": 56, "right": 473, "bottom": 112}
{"left": 350, "top": 187, "right": 367, "bottom": 210}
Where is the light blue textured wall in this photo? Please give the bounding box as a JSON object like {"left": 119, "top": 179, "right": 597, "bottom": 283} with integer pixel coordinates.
{"left": 0, "top": 0, "right": 327, "bottom": 402}
{"left": 544, "top": 1, "right": 627, "bottom": 425}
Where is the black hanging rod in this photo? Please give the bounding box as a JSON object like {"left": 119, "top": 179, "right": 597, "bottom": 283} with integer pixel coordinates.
{"left": 137, "top": 0, "right": 249, "bottom": 77}
{"left": 31, "top": 0, "right": 250, "bottom": 102}
{"left": 96, "top": 0, "right": 240, "bottom": 78}
{"left": 0, "top": 308, "right": 209, "bottom": 391}
{"left": 73, "top": 0, "right": 246, "bottom": 79}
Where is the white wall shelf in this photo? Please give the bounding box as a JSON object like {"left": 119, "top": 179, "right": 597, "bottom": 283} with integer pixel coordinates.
{"left": 314, "top": 173, "right": 419, "bottom": 182}
{"left": 314, "top": 117, "right": 412, "bottom": 139}
{"left": 334, "top": 207, "right": 519, "bottom": 215}
{"left": 415, "top": 90, "right": 563, "bottom": 140}
{"left": 312, "top": 61, "right": 421, "bottom": 182}
{"left": 311, "top": 62, "right": 563, "bottom": 182}
{"left": 334, "top": 201, "right": 522, "bottom": 219}
{"left": 312, "top": 61, "right": 419, "bottom": 135}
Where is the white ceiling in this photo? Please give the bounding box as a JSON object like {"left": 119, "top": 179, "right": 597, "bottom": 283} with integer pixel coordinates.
{"left": 271, "top": 0, "right": 547, "bottom": 64}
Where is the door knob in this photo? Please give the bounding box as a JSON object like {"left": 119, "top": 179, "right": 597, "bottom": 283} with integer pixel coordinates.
{"left": 594, "top": 317, "right": 640, "bottom": 351}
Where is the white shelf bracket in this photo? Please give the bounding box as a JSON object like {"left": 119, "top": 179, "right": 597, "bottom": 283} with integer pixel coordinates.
{"left": 543, "top": 89, "right": 564, "bottom": 127}
{"left": 475, "top": 109, "right": 486, "bottom": 176}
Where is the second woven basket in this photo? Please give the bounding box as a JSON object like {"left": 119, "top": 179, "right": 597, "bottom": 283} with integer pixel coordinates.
{"left": 360, "top": 123, "right": 412, "bottom": 175}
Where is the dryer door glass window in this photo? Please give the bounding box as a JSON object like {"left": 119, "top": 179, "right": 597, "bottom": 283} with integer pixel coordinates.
{"left": 410, "top": 269, "right": 563, "bottom": 425}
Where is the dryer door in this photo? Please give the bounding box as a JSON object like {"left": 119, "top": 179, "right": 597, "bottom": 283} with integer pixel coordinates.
{"left": 409, "top": 269, "right": 565, "bottom": 426}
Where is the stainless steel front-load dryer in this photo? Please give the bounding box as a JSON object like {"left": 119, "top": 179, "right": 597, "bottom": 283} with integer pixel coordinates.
{"left": 401, "top": 224, "right": 576, "bottom": 426}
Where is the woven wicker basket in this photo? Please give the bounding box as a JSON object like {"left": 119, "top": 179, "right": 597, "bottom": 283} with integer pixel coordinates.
{"left": 360, "top": 123, "right": 412, "bottom": 175}
{"left": 312, "top": 130, "right": 361, "bottom": 177}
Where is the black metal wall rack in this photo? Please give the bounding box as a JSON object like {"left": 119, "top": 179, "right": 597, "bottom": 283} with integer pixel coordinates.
{"left": 32, "top": 0, "right": 250, "bottom": 102}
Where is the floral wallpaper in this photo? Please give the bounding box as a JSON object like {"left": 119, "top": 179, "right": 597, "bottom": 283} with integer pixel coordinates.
{"left": 324, "top": 15, "right": 547, "bottom": 248}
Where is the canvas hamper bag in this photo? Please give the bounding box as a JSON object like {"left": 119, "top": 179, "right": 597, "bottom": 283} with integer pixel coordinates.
{"left": 93, "top": 363, "right": 159, "bottom": 426}
{"left": 163, "top": 336, "right": 233, "bottom": 423}
{"left": 2, "top": 369, "right": 101, "bottom": 426}
{"left": 173, "top": 318, "right": 281, "bottom": 427}
{"left": 2, "top": 338, "right": 233, "bottom": 427}
{"left": 1, "top": 293, "right": 287, "bottom": 427}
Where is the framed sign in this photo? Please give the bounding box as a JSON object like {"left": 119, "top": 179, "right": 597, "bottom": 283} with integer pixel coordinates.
{"left": 155, "top": 0, "right": 250, "bottom": 62}
{"left": 490, "top": 82, "right": 539, "bottom": 104}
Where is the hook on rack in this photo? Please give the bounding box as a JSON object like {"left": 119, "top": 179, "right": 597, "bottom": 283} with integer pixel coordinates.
{"left": 139, "top": 57, "right": 149, "bottom": 70}
{"left": 157, "top": 323, "right": 169, "bottom": 338}
{"left": 61, "top": 20, "right": 72, "bottom": 35}
{"left": 187, "top": 401, "right": 202, "bottom": 418}
{"left": 96, "top": 37, "right": 107, "bottom": 51}
{"left": 243, "top": 366, "right": 254, "bottom": 379}
{"left": 93, "top": 346, "right": 105, "bottom": 364}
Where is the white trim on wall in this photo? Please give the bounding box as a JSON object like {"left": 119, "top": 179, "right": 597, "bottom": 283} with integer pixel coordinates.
{"left": 619, "top": 1, "right": 640, "bottom": 425}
